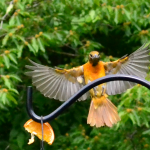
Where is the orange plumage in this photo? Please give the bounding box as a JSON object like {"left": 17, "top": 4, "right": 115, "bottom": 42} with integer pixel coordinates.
{"left": 25, "top": 44, "right": 150, "bottom": 128}
{"left": 83, "top": 51, "right": 120, "bottom": 127}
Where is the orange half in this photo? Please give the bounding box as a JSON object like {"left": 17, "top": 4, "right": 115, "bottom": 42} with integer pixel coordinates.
{"left": 24, "top": 119, "right": 55, "bottom": 145}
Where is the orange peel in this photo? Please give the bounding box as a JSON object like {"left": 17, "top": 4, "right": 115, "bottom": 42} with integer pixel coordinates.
{"left": 24, "top": 119, "right": 54, "bottom": 145}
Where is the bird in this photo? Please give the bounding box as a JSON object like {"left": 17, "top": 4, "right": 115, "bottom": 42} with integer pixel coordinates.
{"left": 25, "top": 44, "right": 150, "bottom": 128}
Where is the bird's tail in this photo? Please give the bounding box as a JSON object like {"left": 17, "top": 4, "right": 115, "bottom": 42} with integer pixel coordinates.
{"left": 87, "top": 95, "right": 120, "bottom": 128}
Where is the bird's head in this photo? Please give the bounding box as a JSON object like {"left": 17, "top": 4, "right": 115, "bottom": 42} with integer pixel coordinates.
{"left": 89, "top": 51, "right": 100, "bottom": 66}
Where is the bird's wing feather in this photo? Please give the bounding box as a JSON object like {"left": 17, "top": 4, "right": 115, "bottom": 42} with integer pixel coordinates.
{"left": 25, "top": 60, "right": 89, "bottom": 101}
{"left": 104, "top": 44, "right": 150, "bottom": 95}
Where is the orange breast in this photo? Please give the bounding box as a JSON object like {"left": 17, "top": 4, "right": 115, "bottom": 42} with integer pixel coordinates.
{"left": 83, "top": 61, "right": 105, "bottom": 84}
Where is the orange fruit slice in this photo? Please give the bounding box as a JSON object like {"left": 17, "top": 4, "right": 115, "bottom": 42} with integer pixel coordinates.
{"left": 24, "top": 119, "right": 55, "bottom": 145}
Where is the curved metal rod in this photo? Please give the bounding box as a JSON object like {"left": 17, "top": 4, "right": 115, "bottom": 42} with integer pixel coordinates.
{"left": 26, "top": 74, "right": 150, "bottom": 123}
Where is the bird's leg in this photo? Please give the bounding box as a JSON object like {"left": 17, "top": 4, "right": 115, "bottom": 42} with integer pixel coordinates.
{"left": 93, "top": 87, "right": 97, "bottom": 95}
{"left": 101, "top": 85, "right": 105, "bottom": 96}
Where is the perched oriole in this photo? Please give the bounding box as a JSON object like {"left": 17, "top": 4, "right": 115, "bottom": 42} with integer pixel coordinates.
{"left": 25, "top": 44, "right": 150, "bottom": 128}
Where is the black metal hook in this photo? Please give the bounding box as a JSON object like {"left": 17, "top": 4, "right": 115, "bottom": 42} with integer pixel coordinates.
{"left": 40, "top": 116, "right": 44, "bottom": 150}
{"left": 26, "top": 74, "right": 150, "bottom": 123}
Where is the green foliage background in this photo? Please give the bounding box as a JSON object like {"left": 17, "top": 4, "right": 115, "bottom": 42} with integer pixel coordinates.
{"left": 0, "top": 0, "right": 150, "bottom": 149}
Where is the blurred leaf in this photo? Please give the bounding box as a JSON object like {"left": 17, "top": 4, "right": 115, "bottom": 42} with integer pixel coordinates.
{"left": 6, "top": 93, "right": 17, "bottom": 104}
{"left": 1, "top": 76, "right": 11, "bottom": 89}
{"left": 133, "top": 22, "right": 141, "bottom": 31}
{"left": 123, "top": 8, "right": 131, "bottom": 20}
{"left": 129, "top": 113, "right": 136, "bottom": 124}
{"left": 27, "top": 44, "right": 35, "bottom": 54}
{"left": 8, "top": 53, "right": 17, "bottom": 64}
{"left": 132, "top": 111, "right": 140, "bottom": 126}
{"left": 9, "top": 16, "right": 15, "bottom": 25}
{"left": 137, "top": 88, "right": 142, "bottom": 100}
{"left": 17, "top": 45, "right": 24, "bottom": 58}
{"left": 114, "top": 9, "right": 119, "bottom": 24}
{"left": 9, "top": 88, "right": 19, "bottom": 94}
{"left": 1, "top": 92, "right": 7, "bottom": 105}
{"left": 17, "top": 2, "right": 25, "bottom": 10}
{"left": 89, "top": 10, "right": 95, "bottom": 20}
{"left": 37, "top": 38, "right": 45, "bottom": 52}
{"left": 10, "top": 128, "right": 19, "bottom": 139}
{"left": 124, "top": 26, "right": 131, "bottom": 36}
{"left": 2, "top": 34, "right": 9, "bottom": 46}
{"left": 9, "top": 74, "right": 22, "bottom": 82}
{"left": 17, "top": 133, "right": 25, "bottom": 149}
{"left": 42, "top": 33, "right": 52, "bottom": 40}
{"left": 72, "top": 137, "right": 84, "bottom": 145}
{"left": 31, "top": 38, "right": 39, "bottom": 52}
{"left": 55, "top": 32, "right": 63, "bottom": 41}
{"left": 3, "top": 55, "right": 10, "bottom": 68}
{"left": 143, "top": 129, "right": 150, "bottom": 135}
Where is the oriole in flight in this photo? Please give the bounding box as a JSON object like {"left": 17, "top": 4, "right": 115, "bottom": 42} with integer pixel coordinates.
{"left": 25, "top": 44, "right": 150, "bottom": 128}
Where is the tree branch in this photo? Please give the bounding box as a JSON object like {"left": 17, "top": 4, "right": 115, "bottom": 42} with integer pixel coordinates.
{"left": 0, "top": 1, "right": 13, "bottom": 30}
{"left": 48, "top": 49, "right": 79, "bottom": 57}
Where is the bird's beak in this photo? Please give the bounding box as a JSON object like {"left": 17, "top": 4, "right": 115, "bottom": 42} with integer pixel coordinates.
{"left": 90, "top": 54, "right": 100, "bottom": 66}
{"left": 93, "top": 54, "right": 100, "bottom": 59}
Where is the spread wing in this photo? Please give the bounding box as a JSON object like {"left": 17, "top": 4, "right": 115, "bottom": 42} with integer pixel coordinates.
{"left": 104, "top": 44, "right": 150, "bottom": 95}
{"left": 25, "top": 60, "right": 89, "bottom": 101}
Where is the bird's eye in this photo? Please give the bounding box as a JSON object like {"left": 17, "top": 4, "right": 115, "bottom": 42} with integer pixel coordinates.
{"left": 90, "top": 54, "right": 92, "bottom": 57}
